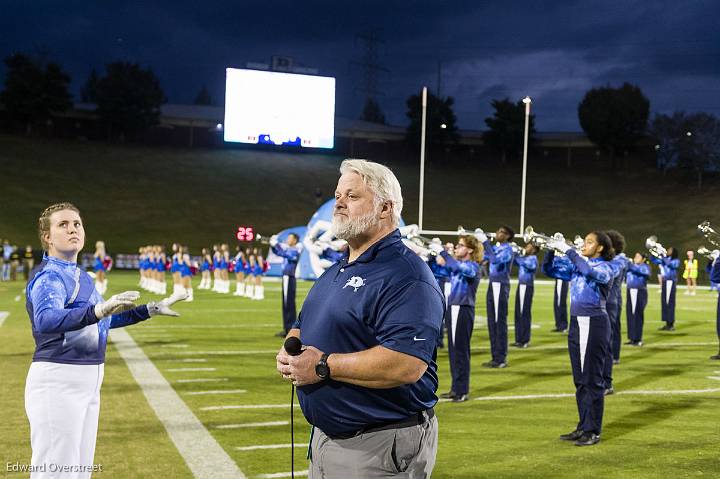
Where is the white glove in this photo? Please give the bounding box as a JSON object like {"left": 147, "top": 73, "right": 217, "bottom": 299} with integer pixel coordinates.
{"left": 94, "top": 291, "right": 140, "bottom": 318}
{"left": 474, "top": 228, "right": 488, "bottom": 243}
{"left": 712, "top": 250, "right": 720, "bottom": 260}
{"left": 269, "top": 235, "right": 279, "bottom": 247}
{"left": 148, "top": 292, "right": 188, "bottom": 317}
{"left": 548, "top": 239, "right": 571, "bottom": 254}
{"left": 429, "top": 242, "right": 444, "bottom": 255}
{"left": 399, "top": 224, "right": 419, "bottom": 237}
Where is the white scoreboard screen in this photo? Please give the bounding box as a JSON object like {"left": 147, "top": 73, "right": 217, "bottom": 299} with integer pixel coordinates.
{"left": 223, "top": 68, "right": 335, "bottom": 148}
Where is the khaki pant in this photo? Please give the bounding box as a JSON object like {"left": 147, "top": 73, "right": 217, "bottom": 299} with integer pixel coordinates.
{"left": 309, "top": 414, "right": 438, "bottom": 478}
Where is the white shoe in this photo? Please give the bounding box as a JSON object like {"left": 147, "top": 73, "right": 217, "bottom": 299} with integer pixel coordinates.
{"left": 245, "top": 284, "right": 254, "bottom": 298}
{"left": 186, "top": 288, "right": 194, "bottom": 302}
{"left": 160, "top": 283, "right": 167, "bottom": 295}
{"left": 254, "top": 285, "right": 264, "bottom": 300}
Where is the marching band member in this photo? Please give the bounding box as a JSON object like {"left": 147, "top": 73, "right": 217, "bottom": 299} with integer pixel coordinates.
{"left": 270, "top": 233, "right": 302, "bottom": 336}
{"left": 650, "top": 247, "right": 680, "bottom": 330}
{"left": 550, "top": 254, "right": 572, "bottom": 333}
{"left": 545, "top": 231, "right": 614, "bottom": 447}
{"left": 603, "top": 230, "right": 629, "bottom": 395}
{"left": 432, "top": 234, "right": 482, "bottom": 402}
{"left": 709, "top": 250, "right": 720, "bottom": 360}
{"left": 93, "top": 241, "right": 108, "bottom": 294}
{"left": 513, "top": 243, "right": 538, "bottom": 348}
{"left": 303, "top": 220, "right": 347, "bottom": 272}
{"left": 427, "top": 240, "right": 451, "bottom": 348}
{"left": 26, "top": 203, "right": 186, "bottom": 477}
{"left": 683, "top": 250, "right": 698, "bottom": 295}
{"left": 626, "top": 252, "right": 651, "bottom": 346}
{"left": 475, "top": 225, "right": 515, "bottom": 368}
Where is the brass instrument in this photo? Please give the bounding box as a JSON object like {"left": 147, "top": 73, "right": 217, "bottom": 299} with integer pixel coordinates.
{"left": 523, "top": 226, "right": 570, "bottom": 254}
{"left": 698, "top": 221, "right": 720, "bottom": 248}
{"left": 645, "top": 235, "right": 667, "bottom": 258}
{"left": 459, "top": 225, "right": 495, "bottom": 240}
{"left": 254, "top": 234, "right": 273, "bottom": 245}
{"left": 697, "top": 246, "right": 719, "bottom": 260}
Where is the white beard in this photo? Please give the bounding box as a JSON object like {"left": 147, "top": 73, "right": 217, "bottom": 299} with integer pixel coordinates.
{"left": 332, "top": 209, "right": 379, "bottom": 241}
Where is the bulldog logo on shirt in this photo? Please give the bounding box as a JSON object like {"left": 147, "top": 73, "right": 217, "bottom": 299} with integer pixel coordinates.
{"left": 343, "top": 276, "right": 366, "bottom": 292}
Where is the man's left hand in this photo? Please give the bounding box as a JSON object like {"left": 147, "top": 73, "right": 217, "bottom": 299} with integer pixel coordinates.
{"left": 278, "top": 346, "right": 325, "bottom": 386}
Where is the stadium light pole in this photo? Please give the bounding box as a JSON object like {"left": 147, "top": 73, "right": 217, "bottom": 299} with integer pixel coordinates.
{"left": 418, "top": 87, "right": 428, "bottom": 230}
{"left": 519, "top": 96, "right": 532, "bottom": 234}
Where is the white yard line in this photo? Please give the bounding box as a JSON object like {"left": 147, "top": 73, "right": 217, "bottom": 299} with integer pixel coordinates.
{"left": 109, "top": 328, "right": 245, "bottom": 479}
{"left": 215, "top": 421, "right": 288, "bottom": 429}
{"left": 0, "top": 312, "right": 9, "bottom": 327}
{"left": 157, "top": 350, "right": 278, "bottom": 356}
{"left": 166, "top": 359, "right": 209, "bottom": 363}
{"left": 707, "top": 376, "right": 720, "bottom": 381}
{"left": 184, "top": 389, "right": 247, "bottom": 396}
{"left": 160, "top": 344, "right": 190, "bottom": 348}
{"left": 236, "top": 443, "right": 307, "bottom": 451}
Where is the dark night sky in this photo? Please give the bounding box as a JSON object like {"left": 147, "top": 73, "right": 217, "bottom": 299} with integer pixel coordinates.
{"left": 1, "top": 0, "right": 718, "bottom": 131}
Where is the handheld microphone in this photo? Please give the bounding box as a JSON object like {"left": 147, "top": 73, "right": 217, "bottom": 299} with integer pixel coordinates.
{"left": 284, "top": 336, "right": 303, "bottom": 356}
{"left": 283, "top": 335, "right": 302, "bottom": 479}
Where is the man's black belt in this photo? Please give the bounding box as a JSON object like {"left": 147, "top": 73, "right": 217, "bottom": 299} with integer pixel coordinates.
{"left": 328, "top": 408, "right": 435, "bottom": 440}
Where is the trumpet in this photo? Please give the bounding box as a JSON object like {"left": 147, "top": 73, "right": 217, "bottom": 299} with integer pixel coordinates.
{"left": 645, "top": 235, "right": 667, "bottom": 258}
{"left": 523, "top": 226, "right": 571, "bottom": 254}
{"left": 254, "top": 234, "right": 273, "bottom": 245}
{"left": 458, "top": 225, "right": 495, "bottom": 240}
{"left": 510, "top": 242, "right": 524, "bottom": 256}
{"left": 697, "top": 246, "right": 719, "bottom": 260}
{"left": 698, "top": 221, "right": 720, "bottom": 248}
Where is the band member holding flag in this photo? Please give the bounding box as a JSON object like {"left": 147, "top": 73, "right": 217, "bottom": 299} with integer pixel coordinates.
{"left": 709, "top": 250, "right": 720, "bottom": 360}
{"left": 270, "top": 233, "right": 302, "bottom": 337}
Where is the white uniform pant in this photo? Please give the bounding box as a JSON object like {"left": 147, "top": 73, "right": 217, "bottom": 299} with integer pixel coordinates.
{"left": 25, "top": 362, "right": 105, "bottom": 478}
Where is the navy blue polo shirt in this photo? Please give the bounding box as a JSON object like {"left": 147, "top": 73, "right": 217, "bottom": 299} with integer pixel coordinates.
{"left": 294, "top": 229, "right": 444, "bottom": 437}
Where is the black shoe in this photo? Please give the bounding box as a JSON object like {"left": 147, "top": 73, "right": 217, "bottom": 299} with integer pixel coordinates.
{"left": 482, "top": 361, "right": 497, "bottom": 368}
{"left": 559, "top": 429, "right": 584, "bottom": 441}
{"left": 520, "top": 342, "right": 529, "bottom": 349}
{"left": 604, "top": 387, "right": 614, "bottom": 396}
{"left": 439, "top": 391, "right": 457, "bottom": 399}
{"left": 511, "top": 342, "right": 522, "bottom": 347}
{"left": 710, "top": 354, "right": 720, "bottom": 360}
{"left": 274, "top": 331, "right": 286, "bottom": 337}
{"left": 575, "top": 432, "right": 601, "bottom": 446}
{"left": 636, "top": 341, "right": 643, "bottom": 347}
{"left": 452, "top": 394, "right": 469, "bottom": 403}
{"left": 624, "top": 340, "right": 635, "bottom": 345}
{"left": 492, "top": 361, "right": 508, "bottom": 369}
{"left": 667, "top": 326, "right": 675, "bottom": 331}
{"left": 551, "top": 328, "right": 562, "bottom": 332}
{"left": 659, "top": 325, "right": 669, "bottom": 331}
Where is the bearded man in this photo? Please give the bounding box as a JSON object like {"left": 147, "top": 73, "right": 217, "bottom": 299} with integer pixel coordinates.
{"left": 276, "top": 159, "right": 444, "bottom": 478}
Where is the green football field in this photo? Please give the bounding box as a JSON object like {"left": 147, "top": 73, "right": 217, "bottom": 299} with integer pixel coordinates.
{"left": 2, "top": 271, "right": 719, "bottom": 478}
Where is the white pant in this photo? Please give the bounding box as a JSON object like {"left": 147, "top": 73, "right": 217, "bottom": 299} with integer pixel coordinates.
{"left": 25, "top": 362, "right": 105, "bottom": 478}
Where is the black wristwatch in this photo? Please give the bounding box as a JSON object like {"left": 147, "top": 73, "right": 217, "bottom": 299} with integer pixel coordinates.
{"left": 315, "top": 353, "right": 331, "bottom": 380}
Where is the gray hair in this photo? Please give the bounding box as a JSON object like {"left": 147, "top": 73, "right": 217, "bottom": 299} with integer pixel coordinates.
{"left": 339, "top": 159, "right": 403, "bottom": 227}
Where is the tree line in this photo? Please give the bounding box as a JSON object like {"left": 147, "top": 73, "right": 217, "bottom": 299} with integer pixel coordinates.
{"left": 2, "top": 52, "right": 719, "bottom": 186}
